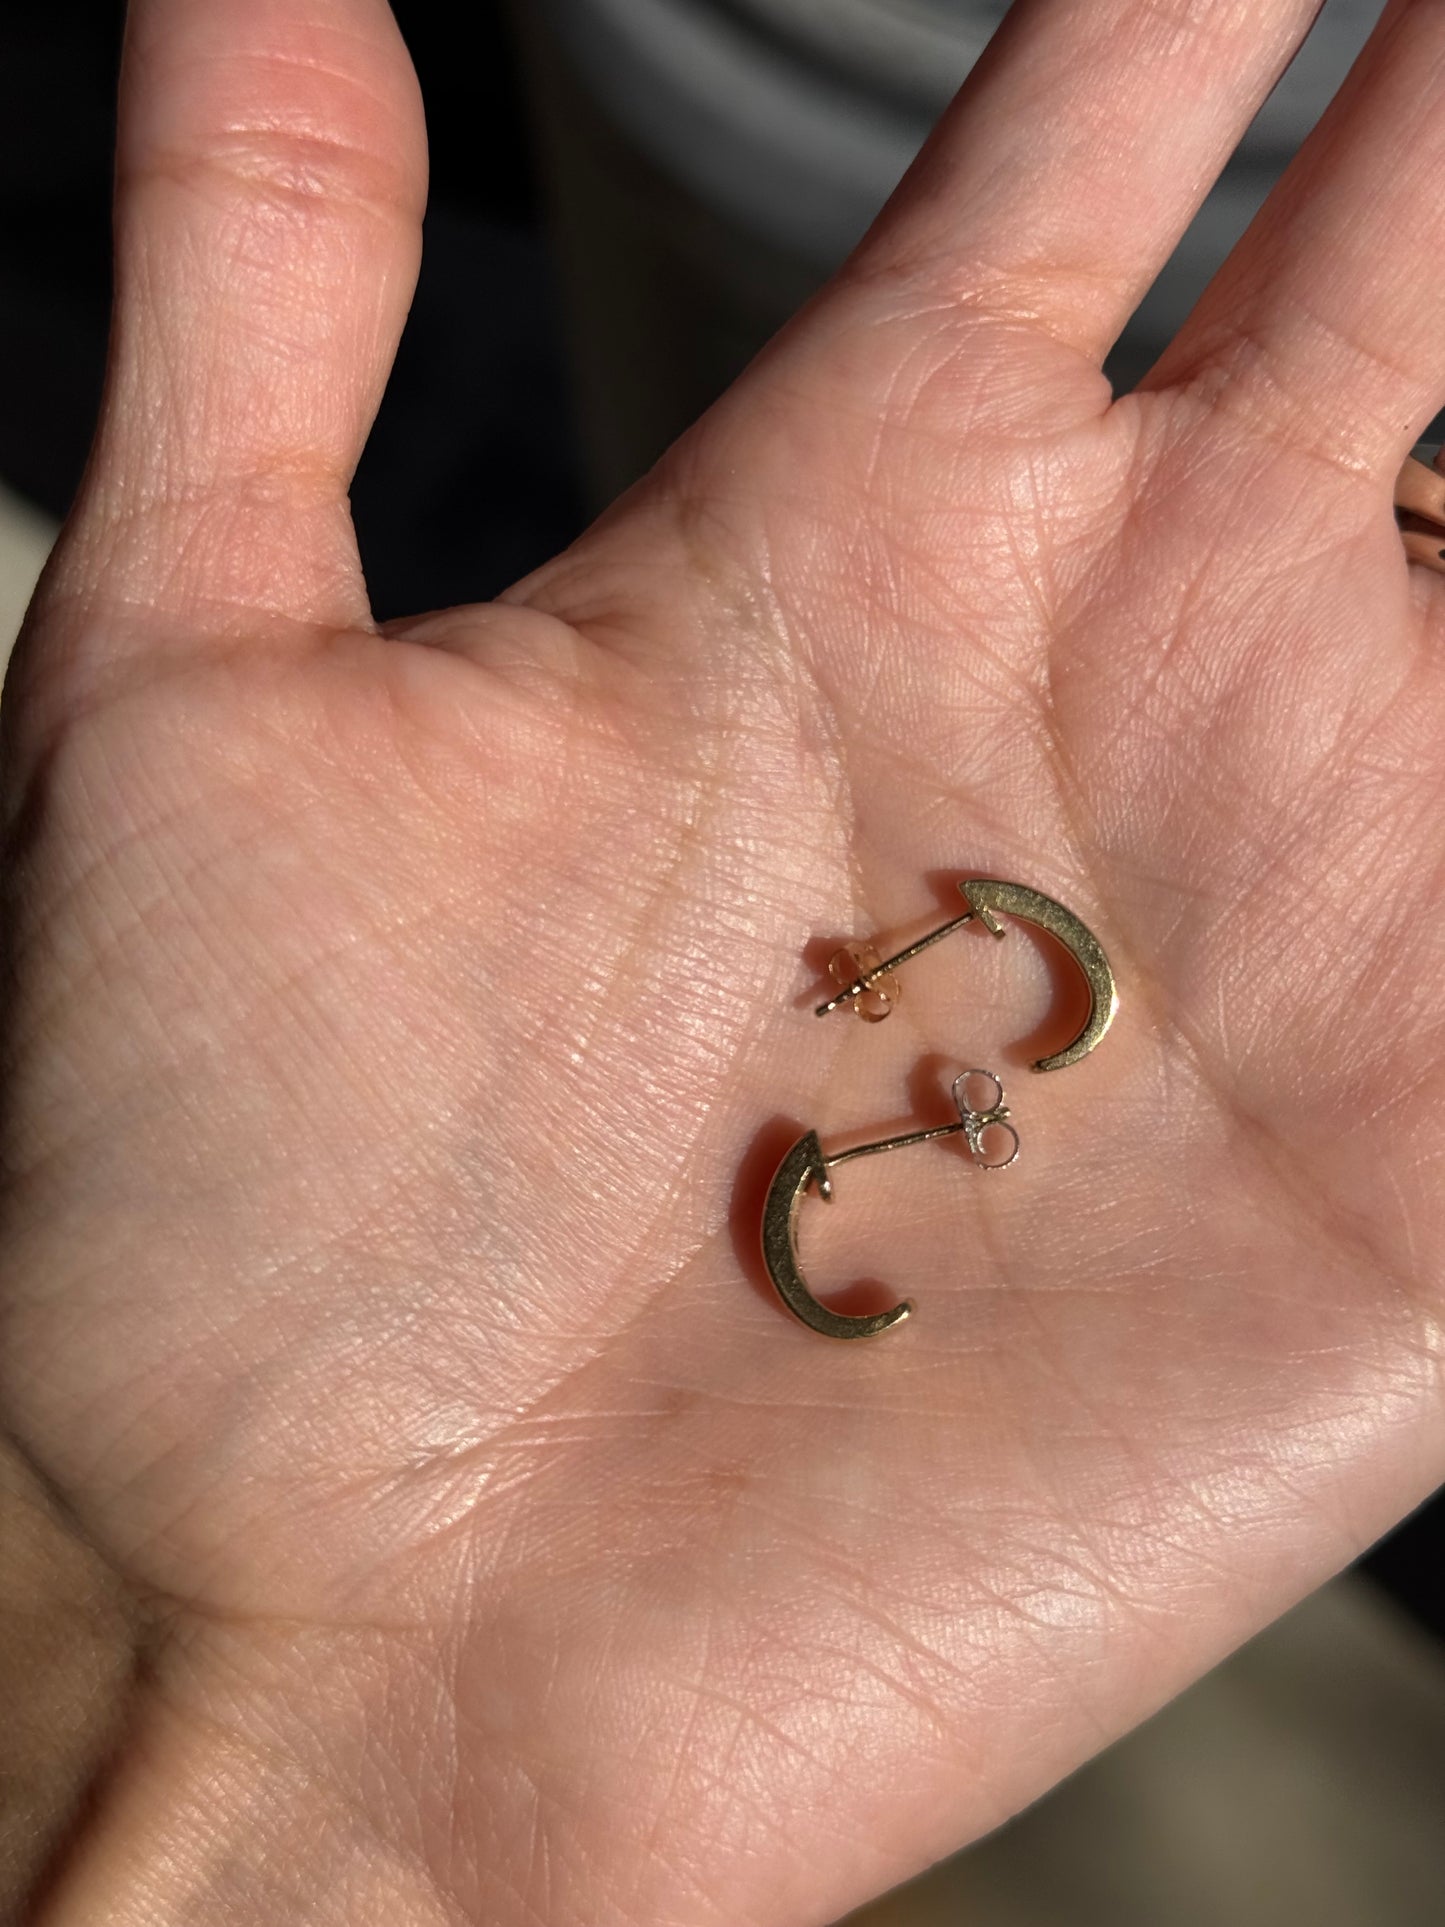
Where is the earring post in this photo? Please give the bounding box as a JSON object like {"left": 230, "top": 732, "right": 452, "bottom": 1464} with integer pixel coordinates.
{"left": 813, "top": 909, "right": 979, "bottom": 1017}
{"left": 825, "top": 1090, "right": 1014, "bottom": 1173}
{"left": 825, "top": 1117, "right": 970, "bottom": 1168}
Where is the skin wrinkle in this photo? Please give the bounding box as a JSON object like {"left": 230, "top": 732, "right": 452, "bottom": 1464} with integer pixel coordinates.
{"left": 11, "top": 1217, "right": 472, "bottom": 1610}
{"left": 865, "top": 531, "right": 1052, "bottom": 714}
{"left": 6, "top": 769, "right": 356, "bottom": 1063}
{"left": 15, "top": 0, "right": 1445, "bottom": 1921}
{"left": 150, "top": 1648, "right": 461, "bottom": 1927}
{"left": 123, "top": 44, "right": 422, "bottom": 206}
{"left": 1160, "top": 309, "right": 1424, "bottom": 476}
{"left": 794, "top": 581, "right": 1036, "bottom": 979}
{"left": 52, "top": 491, "right": 366, "bottom": 630}
{"left": 13, "top": 894, "right": 416, "bottom": 1203}
{"left": 345, "top": 1239, "right": 732, "bottom": 1581}
{"left": 862, "top": 0, "right": 1314, "bottom": 336}
{"left": 545, "top": 737, "right": 725, "bottom": 1090}
{"left": 188, "top": 108, "right": 416, "bottom": 199}
{"left": 635, "top": 1606, "right": 720, "bottom": 1877}
{"left": 450, "top": 1678, "right": 602, "bottom": 1926}
{"left": 1027, "top": 529, "right": 1441, "bottom": 1341}
{"left": 994, "top": 451, "right": 1062, "bottom": 679}
{"left": 1011, "top": 1290, "right": 1182, "bottom": 1523}
{"left": 701, "top": 586, "right": 870, "bottom": 984}
{"left": 802, "top": 1588, "right": 1008, "bottom": 1743}
{"left": 1109, "top": 608, "right": 1394, "bottom": 886}
{"left": 1200, "top": 764, "right": 1426, "bottom": 1013}
{"left": 1068, "top": 437, "right": 1236, "bottom": 733}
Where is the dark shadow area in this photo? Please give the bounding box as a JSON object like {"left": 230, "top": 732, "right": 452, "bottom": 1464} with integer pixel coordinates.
{"left": 1364, "top": 1496, "right": 1445, "bottom": 1643}
{"left": 0, "top": 1, "right": 118, "bottom": 517}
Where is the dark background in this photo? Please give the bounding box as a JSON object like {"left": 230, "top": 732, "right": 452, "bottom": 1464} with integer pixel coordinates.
{"left": 0, "top": 0, "right": 1440, "bottom": 1643}
{"left": 0, "top": 0, "right": 584, "bottom": 616}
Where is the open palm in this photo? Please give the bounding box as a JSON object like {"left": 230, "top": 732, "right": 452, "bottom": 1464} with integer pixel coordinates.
{"left": 5, "top": 1, "right": 1445, "bottom": 1921}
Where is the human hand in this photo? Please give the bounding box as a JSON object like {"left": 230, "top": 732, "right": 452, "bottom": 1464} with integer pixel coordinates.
{"left": 5, "top": 1, "right": 1444, "bottom": 1921}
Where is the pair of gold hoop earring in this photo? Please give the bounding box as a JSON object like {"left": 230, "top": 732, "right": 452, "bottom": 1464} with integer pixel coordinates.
{"left": 762, "top": 878, "right": 1119, "bottom": 1340}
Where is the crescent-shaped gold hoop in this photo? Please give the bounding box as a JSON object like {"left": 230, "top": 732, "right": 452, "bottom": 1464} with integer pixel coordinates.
{"left": 763, "top": 881, "right": 1119, "bottom": 1338}
{"left": 762, "top": 1133, "right": 911, "bottom": 1342}
{"left": 762, "top": 1068, "right": 1020, "bottom": 1340}
{"left": 815, "top": 877, "right": 1118, "bottom": 1073}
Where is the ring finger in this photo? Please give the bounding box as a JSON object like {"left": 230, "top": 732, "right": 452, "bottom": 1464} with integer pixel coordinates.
{"left": 1148, "top": 0, "right": 1445, "bottom": 475}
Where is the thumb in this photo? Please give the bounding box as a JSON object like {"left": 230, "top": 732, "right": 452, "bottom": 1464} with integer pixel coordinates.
{"left": 50, "top": 0, "right": 425, "bottom": 646}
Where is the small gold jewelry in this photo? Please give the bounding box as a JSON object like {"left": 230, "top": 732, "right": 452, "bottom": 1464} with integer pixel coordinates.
{"left": 817, "top": 877, "right": 1117, "bottom": 1072}
{"left": 762, "top": 1070, "right": 1019, "bottom": 1341}
{"left": 760, "top": 878, "right": 1118, "bottom": 1337}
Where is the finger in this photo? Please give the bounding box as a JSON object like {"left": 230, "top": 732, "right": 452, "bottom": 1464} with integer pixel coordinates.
{"left": 1395, "top": 455, "right": 1445, "bottom": 527}
{"left": 59, "top": 0, "right": 426, "bottom": 641}
{"left": 848, "top": 0, "right": 1323, "bottom": 365}
{"left": 1147, "top": 0, "right": 1445, "bottom": 471}
{"left": 1401, "top": 528, "right": 1445, "bottom": 575}
{"left": 1394, "top": 453, "right": 1445, "bottom": 572}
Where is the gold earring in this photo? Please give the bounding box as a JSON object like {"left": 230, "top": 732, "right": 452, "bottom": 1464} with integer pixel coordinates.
{"left": 762, "top": 1070, "right": 1019, "bottom": 1340}
{"left": 816, "top": 878, "right": 1118, "bottom": 1073}
{"left": 760, "top": 879, "right": 1118, "bottom": 1337}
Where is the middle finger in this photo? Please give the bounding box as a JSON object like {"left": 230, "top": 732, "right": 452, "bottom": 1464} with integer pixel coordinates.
{"left": 851, "top": 0, "right": 1327, "bottom": 368}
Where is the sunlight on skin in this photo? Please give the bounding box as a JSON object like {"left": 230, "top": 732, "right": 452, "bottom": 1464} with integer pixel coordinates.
{"left": 3, "top": 0, "right": 1445, "bottom": 1922}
